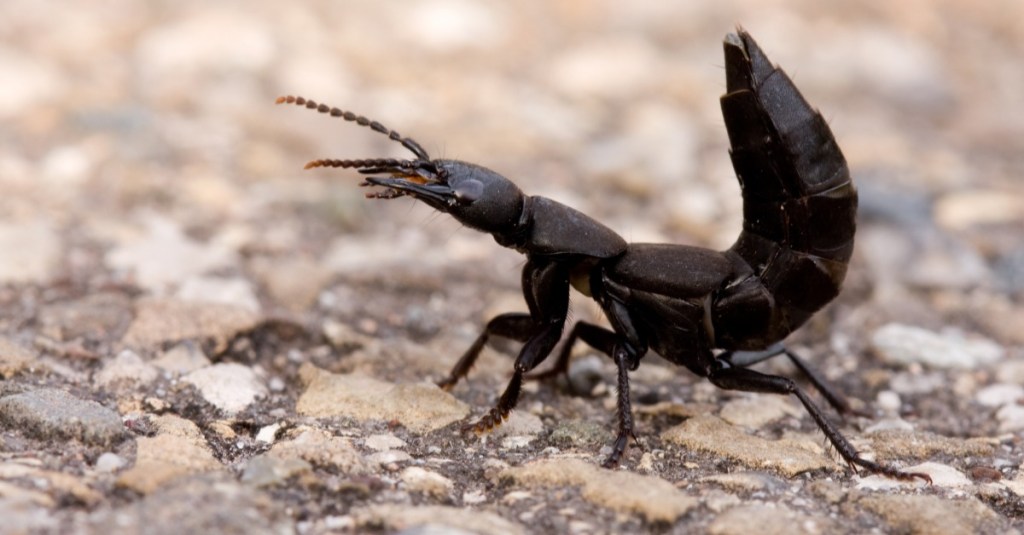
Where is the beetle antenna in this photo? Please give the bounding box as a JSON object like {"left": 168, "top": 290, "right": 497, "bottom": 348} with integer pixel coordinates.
{"left": 276, "top": 95, "right": 430, "bottom": 161}
{"left": 303, "top": 157, "right": 415, "bottom": 170}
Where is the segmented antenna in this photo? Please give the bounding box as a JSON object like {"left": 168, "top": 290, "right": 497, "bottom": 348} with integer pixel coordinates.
{"left": 303, "top": 158, "right": 416, "bottom": 170}
{"left": 276, "top": 95, "right": 430, "bottom": 160}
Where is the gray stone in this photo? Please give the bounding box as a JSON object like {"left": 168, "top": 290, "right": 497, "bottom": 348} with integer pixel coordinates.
{"left": 37, "top": 292, "right": 134, "bottom": 343}
{"left": 93, "top": 473, "right": 293, "bottom": 535}
{"left": 94, "top": 349, "right": 159, "bottom": 389}
{"left": 241, "top": 455, "right": 312, "bottom": 487}
{"left": 0, "top": 388, "right": 126, "bottom": 447}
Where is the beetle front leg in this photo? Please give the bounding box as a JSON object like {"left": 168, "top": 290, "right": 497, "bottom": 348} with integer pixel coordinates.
{"left": 465, "top": 257, "right": 570, "bottom": 433}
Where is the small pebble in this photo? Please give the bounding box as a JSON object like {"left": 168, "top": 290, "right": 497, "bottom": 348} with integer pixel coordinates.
{"left": 876, "top": 390, "right": 902, "bottom": 413}
{"left": 400, "top": 467, "right": 453, "bottom": 498}
{"left": 255, "top": 423, "right": 281, "bottom": 444}
{"left": 974, "top": 384, "right": 1024, "bottom": 407}
{"left": 95, "top": 453, "right": 127, "bottom": 473}
{"left": 364, "top": 434, "right": 407, "bottom": 452}
{"left": 995, "top": 404, "right": 1024, "bottom": 433}
{"left": 871, "top": 323, "right": 1003, "bottom": 369}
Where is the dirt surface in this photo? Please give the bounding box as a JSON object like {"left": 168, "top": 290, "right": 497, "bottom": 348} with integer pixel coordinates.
{"left": 2, "top": 1, "right": 1023, "bottom": 533}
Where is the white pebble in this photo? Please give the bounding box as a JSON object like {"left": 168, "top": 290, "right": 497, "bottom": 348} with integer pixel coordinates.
{"left": 255, "top": 422, "right": 281, "bottom": 444}
{"left": 975, "top": 383, "right": 1024, "bottom": 407}
{"left": 875, "top": 390, "right": 902, "bottom": 413}
{"left": 871, "top": 323, "right": 1003, "bottom": 369}
{"left": 95, "top": 452, "right": 127, "bottom": 473}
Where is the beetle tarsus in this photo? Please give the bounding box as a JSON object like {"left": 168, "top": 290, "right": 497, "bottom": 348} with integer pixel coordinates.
{"left": 463, "top": 370, "right": 524, "bottom": 433}
{"left": 603, "top": 347, "right": 639, "bottom": 467}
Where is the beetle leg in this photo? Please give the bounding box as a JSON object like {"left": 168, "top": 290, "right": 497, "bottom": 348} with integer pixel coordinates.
{"left": 517, "top": 318, "right": 643, "bottom": 466}
{"left": 525, "top": 321, "right": 617, "bottom": 382}
{"left": 720, "top": 344, "right": 863, "bottom": 416}
{"left": 604, "top": 343, "right": 642, "bottom": 468}
{"left": 437, "top": 313, "right": 534, "bottom": 390}
{"left": 779, "top": 348, "right": 866, "bottom": 417}
{"left": 707, "top": 365, "right": 932, "bottom": 483}
{"left": 465, "top": 257, "right": 570, "bottom": 433}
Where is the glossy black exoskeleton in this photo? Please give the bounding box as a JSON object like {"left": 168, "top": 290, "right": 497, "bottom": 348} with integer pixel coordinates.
{"left": 279, "top": 30, "right": 929, "bottom": 482}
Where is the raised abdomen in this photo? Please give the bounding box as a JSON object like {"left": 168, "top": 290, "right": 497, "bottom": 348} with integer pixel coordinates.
{"left": 713, "top": 30, "right": 858, "bottom": 348}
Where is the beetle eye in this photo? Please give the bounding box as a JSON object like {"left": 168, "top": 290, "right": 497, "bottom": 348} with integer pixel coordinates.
{"left": 453, "top": 179, "right": 484, "bottom": 204}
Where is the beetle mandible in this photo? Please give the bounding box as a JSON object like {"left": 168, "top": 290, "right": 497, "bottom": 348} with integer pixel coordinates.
{"left": 279, "top": 30, "right": 930, "bottom": 482}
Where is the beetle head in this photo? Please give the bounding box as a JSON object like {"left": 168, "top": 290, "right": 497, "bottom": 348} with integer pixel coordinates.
{"left": 279, "top": 95, "right": 525, "bottom": 235}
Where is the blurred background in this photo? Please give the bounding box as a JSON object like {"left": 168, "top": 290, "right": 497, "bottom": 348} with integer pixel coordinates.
{"left": 1, "top": 0, "right": 1022, "bottom": 364}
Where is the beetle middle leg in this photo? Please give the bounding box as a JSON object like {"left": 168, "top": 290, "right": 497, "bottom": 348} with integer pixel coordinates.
{"left": 707, "top": 363, "right": 931, "bottom": 482}
{"left": 524, "top": 300, "right": 647, "bottom": 466}
{"left": 720, "top": 343, "right": 863, "bottom": 416}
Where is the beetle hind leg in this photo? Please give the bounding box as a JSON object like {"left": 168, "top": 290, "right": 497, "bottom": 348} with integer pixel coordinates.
{"left": 720, "top": 344, "right": 865, "bottom": 416}
{"left": 707, "top": 364, "right": 931, "bottom": 483}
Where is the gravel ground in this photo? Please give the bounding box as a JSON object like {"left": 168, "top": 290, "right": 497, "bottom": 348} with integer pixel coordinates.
{"left": 2, "top": 1, "right": 1024, "bottom": 533}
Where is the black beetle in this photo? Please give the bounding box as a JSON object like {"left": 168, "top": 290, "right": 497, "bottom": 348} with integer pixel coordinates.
{"left": 279, "top": 30, "right": 929, "bottom": 482}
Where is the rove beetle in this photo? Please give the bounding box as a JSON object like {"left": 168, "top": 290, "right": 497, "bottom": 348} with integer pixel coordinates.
{"left": 279, "top": 30, "right": 930, "bottom": 482}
